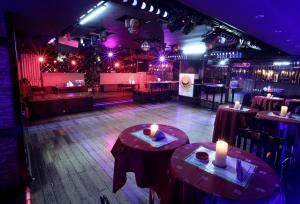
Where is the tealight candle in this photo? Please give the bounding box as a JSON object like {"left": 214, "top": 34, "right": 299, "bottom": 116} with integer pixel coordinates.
{"left": 234, "top": 101, "right": 241, "bottom": 110}
{"left": 150, "top": 124, "right": 159, "bottom": 136}
{"left": 214, "top": 140, "right": 228, "bottom": 168}
{"left": 280, "top": 106, "right": 288, "bottom": 117}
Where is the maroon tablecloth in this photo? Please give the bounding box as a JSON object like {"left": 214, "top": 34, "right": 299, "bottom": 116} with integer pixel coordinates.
{"left": 256, "top": 111, "right": 300, "bottom": 125}
{"left": 285, "top": 98, "right": 300, "bottom": 106}
{"left": 162, "top": 143, "right": 283, "bottom": 204}
{"left": 111, "top": 124, "right": 189, "bottom": 198}
{"left": 213, "top": 104, "right": 258, "bottom": 145}
{"left": 251, "top": 96, "right": 284, "bottom": 111}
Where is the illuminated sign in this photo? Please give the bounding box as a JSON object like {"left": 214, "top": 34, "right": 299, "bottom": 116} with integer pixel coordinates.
{"left": 179, "top": 73, "right": 195, "bottom": 97}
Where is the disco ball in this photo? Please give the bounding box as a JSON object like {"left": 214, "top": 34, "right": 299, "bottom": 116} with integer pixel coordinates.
{"left": 141, "top": 41, "right": 151, "bottom": 52}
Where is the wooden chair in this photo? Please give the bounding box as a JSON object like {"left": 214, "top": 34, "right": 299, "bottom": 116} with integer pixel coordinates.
{"left": 236, "top": 128, "right": 288, "bottom": 171}
{"left": 287, "top": 101, "right": 300, "bottom": 114}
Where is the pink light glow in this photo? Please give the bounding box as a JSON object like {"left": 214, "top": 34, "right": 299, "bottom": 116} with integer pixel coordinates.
{"left": 71, "top": 60, "right": 76, "bottom": 65}
{"left": 114, "top": 62, "right": 120, "bottom": 67}
{"left": 108, "top": 52, "right": 114, "bottom": 58}
{"left": 38, "top": 56, "right": 44, "bottom": 63}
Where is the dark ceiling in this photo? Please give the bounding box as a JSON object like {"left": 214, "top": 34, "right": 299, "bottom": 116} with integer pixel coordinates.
{"left": 0, "top": 0, "right": 99, "bottom": 36}
{"left": 179, "top": 0, "right": 300, "bottom": 55}
{"left": 1, "top": 0, "right": 300, "bottom": 55}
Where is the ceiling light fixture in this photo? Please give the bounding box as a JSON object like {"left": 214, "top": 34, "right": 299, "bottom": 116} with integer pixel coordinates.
{"left": 48, "top": 37, "right": 56, "bottom": 44}
{"left": 38, "top": 56, "right": 44, "bottom": 63}
{"left": 79, "top": 4, "right": 107, "bottom": 25}
{"left": 108, "top": 51, "right": 114, "bottom": 58}
{"left": 132, "top": 0, "right": 138, "bottom": 6}
{"left": 159, "top": 56, "right": 165, "bottom": 62}
{"left": 141, "top": 2, "right": 146, "bottom": 9}
{"left": 219, "top": 59, "right": 228, "bottom": 66}
{"left": 149, "top": 5, "right": 154, "bottom": 12}
{"left": 97, "top": 1, "right": 105, "bottom": 6}
{"left": 163, "top": 11, "right": 168, "bottom": 18}
{"left": 255, "top": 14, "right": 265, "bottom": 19}
{"left": 182, "top": 43, "right": 206, "bottom": 55}
{"left": 273, "top": 61, "right": 291, "bottom": 66}
{"left": 156, "top": 9, "right": 161, "bottom": 15}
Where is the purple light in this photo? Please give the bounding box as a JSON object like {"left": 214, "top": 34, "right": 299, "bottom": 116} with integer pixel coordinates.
{"left": 108, "top": 51, "right": 114, "bottom": 58}
{"left": 159, "top": 56, "right": 165, "bottom": 62}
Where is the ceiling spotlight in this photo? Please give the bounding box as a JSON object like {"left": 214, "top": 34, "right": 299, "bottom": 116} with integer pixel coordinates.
{"left": 156, "top": 9, "right": 161, "bottom": 15}
{"left": 273, "top": 61, "right": 290, "bottom": 66}
{"left": 163, "top": 11, "right": 168, "bottom": 18}
{"left": 182, "top": 43, "right": 206, "bottom": 55}
{"left": 108, "top": 51, "right": 114, "bottom": 58}
{"left": 255, "top": 14, "right": 265, "bottom": 19}
{"left": 219, "top": 59, "right": 228, "bottom": 66}
{"left": 123, "top": 0, "right": 128, "bottom": 2}
{"left": 79, "top": 4, "right": 106, "bottom": 25}
{"left": 149, "top": 5, "right": 154, "bottom": 12}
{"left": 132, "top": 0, "right": 138, "bottom": 6}
{"left": 159, "top": 56, "right": 165, "bottom": 62}
{"left": 141, "top": 2, "right": 146, "bottom": 9}
{"left": 48, "top": 37, "right": 56, "bottom": 44}
{"left": 97, "top": 1, "right": 105, "bottom": 6}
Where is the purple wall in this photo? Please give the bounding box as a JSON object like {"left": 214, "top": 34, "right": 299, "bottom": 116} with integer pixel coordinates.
{"left": 0, "top": 12, "right": 24, "bottom": 191}
{"left": 0, "top": 46, "right": 16, "bottom": 129}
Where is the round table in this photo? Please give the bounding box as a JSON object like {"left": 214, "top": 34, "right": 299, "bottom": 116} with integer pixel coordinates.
{"left": 111, "top": 124, "right": 189, "bottom": 201}
{"left": 213, "top": 104, "right": 258, "bottom": 145}
{"left": 251, "top": 96, "right": 284, "bottom": 111}
{"left": 162, "top": 143, "right": 284, "bottom": 204}
{"left": 285, "top": 99, "right": 300, "bottom": 106}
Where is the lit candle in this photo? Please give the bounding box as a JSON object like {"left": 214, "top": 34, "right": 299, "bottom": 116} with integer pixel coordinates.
{"left": 280, "top": 106, "right": 288, "bottom": 117}
{"left": 150, "top": 124, "right": 159, "bottom": 137}
{"left": 157, "top": 78, "right": 161, "bottom": 82}
{"left": 215, "top": 140, "right": 228, "bottom": 167}
{"left": 267, "top": 93, "right": 272, "bottom": 98}
{"left": 234, "top": 101, "right": 241, "bottom": 110}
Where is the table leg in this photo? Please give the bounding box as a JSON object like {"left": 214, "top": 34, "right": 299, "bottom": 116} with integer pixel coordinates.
{"left": 212, "top": 88, "right": 215, "bottom": 110}
{"left": 221, "top": 90, "right": 223, "bottom": 103}
{"left": 199, "top": 86, "right": 202, "bottom": 107}
{"left": 149, "top": 188, "right": 155, "bottom": 204}
{"left": 231, "top": 89, "right": 235, "bottom": 103}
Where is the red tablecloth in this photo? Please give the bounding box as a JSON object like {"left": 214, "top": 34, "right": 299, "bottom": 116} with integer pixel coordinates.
{"left": 251, "top": 96, "right": 284, "bottom": 111}
{"left": 285, "top": 98, "right": 300, "bottom": 106}
{"left": 111, "top": 124, "right": 189, "bottom": 198}
{"left": 213, "top": 104, "right": 258, "bottom": 145}
{"left": 162, "top": 143, "right": 284, "bottom": 204}
{"left": 256, "top": 111, "right": 300, "bottom": 125}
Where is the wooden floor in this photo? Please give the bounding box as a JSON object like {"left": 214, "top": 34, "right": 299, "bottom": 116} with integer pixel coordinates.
{"left": 25, "top": 101, "right": 216, "bottom": 204}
